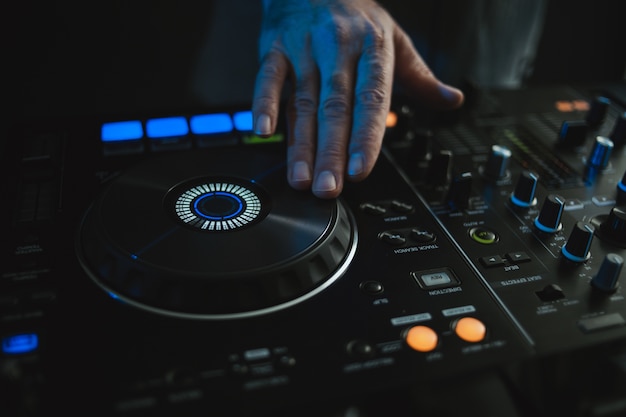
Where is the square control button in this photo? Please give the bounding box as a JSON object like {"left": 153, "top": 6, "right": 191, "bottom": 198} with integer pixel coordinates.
{"left": 412, "top": 268, "right": 461, "bottom": 290}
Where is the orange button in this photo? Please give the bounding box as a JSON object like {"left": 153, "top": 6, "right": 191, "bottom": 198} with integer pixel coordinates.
{"left": 572, "top": 100, "right": 590, "bottom": 111}
{"left": 405, "top": 325, "right": 438, "bottom": 352}
{"left": 386, "top": 111, "right": 398, "bottom": 128}
{"left": 555, "top": 100, "right": 574, "bottom": 112}
{"left": 454, "top": 317, "right": 486, "bottom": 343}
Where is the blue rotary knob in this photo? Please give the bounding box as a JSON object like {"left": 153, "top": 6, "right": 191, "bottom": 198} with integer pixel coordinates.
{"left": 587, "top": 136, "right": 614, "bottom": 169}
{"left": 446, "top": 172, "right": 473, "bottom": 210}
{"left": 558, "top": 120, "right": 588, "bottom": 147}
{"left": 599, "top": 206, "right": 626, "bottom": 246}
{"left": 535, "top": 194, "right": 565, "bottom": 233}
{"left": 561, "top": 221, "right": 594, "bottom": 262}
{"left": 510, "top": 170, "right": 539, "bottom": 208}
{"left": 591, "top": 253, "right": 623, "bottom": 293}
{"left": 617, "top": 170, "right": 626, "bottom": 204}
{"left": 610, "top": 112, "right": 626, "bottom": 147}
{"left": 586, "top": 96, "right": 611, "bottom": 127}
{"left": 484, "top": 144, "right": 511, "bottom": 179}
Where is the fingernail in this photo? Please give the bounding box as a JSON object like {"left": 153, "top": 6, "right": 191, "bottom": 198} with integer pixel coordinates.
{"left": 255, "top": 114, "right": 272, "bottom": 136}
{"left": 291, "top": 161, "right": 311, "bottom": 183}
{"left": 348, "top": 152, "right": 364, "bottom": 177}
{"left": 314, "top": 170, "right": 337, "bottom": 193}
{"left": 438, "top": 82, "right": 463, "bottom": 103}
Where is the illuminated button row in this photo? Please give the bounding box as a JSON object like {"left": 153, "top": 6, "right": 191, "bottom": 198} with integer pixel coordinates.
{"left": 101, "top": 111, "right": 255, "bottom": 142}
{"left": 404, "top": 317, "right": 487, "bottom": 352}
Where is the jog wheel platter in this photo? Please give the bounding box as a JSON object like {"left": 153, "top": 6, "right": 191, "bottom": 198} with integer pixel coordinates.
{"left": 76, "top": 148, "right": 357, "bottom": 319}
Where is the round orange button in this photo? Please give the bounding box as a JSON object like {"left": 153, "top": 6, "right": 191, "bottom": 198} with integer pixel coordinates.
{"left": 454, "top": 317, "right": 487, "bottom": 343}
{"left": 405, "top": 325, "right": 438, "bottom": 352}
{"left": 386, "top": 111, "right": 398, "bottom": 128}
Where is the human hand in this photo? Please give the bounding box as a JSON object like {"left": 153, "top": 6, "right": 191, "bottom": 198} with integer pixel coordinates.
{"left": 253, "top": 0, "right": 464, "bottom": 199}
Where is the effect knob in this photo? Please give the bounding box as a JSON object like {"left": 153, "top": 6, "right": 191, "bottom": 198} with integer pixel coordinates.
{"left": 618, "top": 170, "right": 626, "bottom": 204}
{"left": 610, "top": 112, "right": 626, "bottom": 147}
{"left": 599, "top": 206, "right": 626, "bottom": 246}
{"left": 446, "top": 172, "right": 473, "bottom": 210}
{"left": 558, "top": 120, "right": 588, "bottom": 147}
{"left": 591, "top": 253, "right": 623, "bottom": 293}
{"left": 483, "top": 145, "right": 511, "bottom": 180}
{"left": 586, "top": 96, "right": 611, "bottom": 127}
{"left": 561, "top": 221, "right": 594, "bottom": 262}
{"left": 584, "top": 136, "right": 615, "bottom": 185}
{"left": 534, "top": 194, "right": 565, "bottom": 233}
{"left": 586, "top": 136, "right": 614, "bottom": 169}
{"left": 510, "top": 170, "right": 539, "bottom": 208}
{"left": 427, "top": 150, "right": 453, "bottom": 186}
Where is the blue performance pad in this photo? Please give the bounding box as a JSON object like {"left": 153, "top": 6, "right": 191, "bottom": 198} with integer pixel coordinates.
{"left": 190, "top": 113, "right": 234, "bottom": 135}
{"left": 233, "top": 111, "right": 253, "bottom": 131}
{"left": 146, "top": 116, "right": 189, "bottom": 138}
{"left": 2, "top": 333, "right": 39, "bottom": 355}
{"left": 101, "top": 120, "right": 143, "bottom": 142}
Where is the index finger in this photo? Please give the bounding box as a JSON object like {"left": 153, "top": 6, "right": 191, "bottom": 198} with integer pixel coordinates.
{"left": 252, "top": 48, "right": 289, "bottom": 137}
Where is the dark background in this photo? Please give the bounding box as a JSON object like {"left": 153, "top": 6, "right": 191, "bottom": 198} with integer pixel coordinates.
{"left": 5, "top": 0, "right": 625, "bottom": 125}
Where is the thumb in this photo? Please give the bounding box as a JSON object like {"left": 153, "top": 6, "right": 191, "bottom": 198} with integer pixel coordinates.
{"left": 393, "top": 25, "right": 464, "bottom": 110}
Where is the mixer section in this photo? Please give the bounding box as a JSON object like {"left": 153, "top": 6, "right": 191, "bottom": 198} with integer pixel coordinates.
{"left": 387, "top": 83, "right": 626, "bottom": 355}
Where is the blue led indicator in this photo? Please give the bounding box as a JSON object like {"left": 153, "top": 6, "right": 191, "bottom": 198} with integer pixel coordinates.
{"left": 233, "top": 111, "right": 253, "bottom": 131}
{"left": 194, "top": 192, "right": 244, "bottom": 220}
{"left": 101, "top": 120, "right": 143, "bottom": 142}
{"left": 146, "top": 117, "right": 189, "bottom": 138}
{"left": 190, "top": 113, "right": 234, "bottom": 135}
{"left": 2, "top": 333, "right": 39, "bottom": 355}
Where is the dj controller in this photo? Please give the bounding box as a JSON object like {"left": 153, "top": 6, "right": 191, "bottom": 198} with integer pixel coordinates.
{"left": 1, "top": 83, "right": 625, "bottom": 416}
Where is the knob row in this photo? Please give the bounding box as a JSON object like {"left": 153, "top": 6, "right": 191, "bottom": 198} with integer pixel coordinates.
{"left": 510, "top": 168, "right": 626, "bottom": 209}
{"left": 559, "top": 96, "right": 625, "bottom": 148}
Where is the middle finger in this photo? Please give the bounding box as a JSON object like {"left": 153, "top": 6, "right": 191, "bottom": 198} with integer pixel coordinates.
{"left": 311, "top": 22, "right": 357, "bottom": 198}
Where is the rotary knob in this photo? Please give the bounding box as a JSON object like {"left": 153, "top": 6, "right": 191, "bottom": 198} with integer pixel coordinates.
{"left": 586, "top": 96, "right": 611, "bottom": 127}
{"left": 618, "top": 170, "right": 626, "bottom": 204}
{"left": 610, "top": 112, "right": 626, "bottom": 148}
{"left": 427, "top": 150, "right": 453, "bottom": 186}
{"left": 483, "top": 145, "right": 511, "bottom": 180}
{"left": 561, "top": 221, "right": 594, "bottom": 262}
{"left": 599, "top": 206, "right": 626, "bottom": 246}
{"left": 510, "top": 170, "right": 539, "bottom": 208}
{"left": 591, "top": 253, "right": 623, "bottom": 293}
{"left": 586, "top": 136, "right": 614, "bottom": 169}
{"left": 534, "top": 194, "right": 565, "bottom": 233}
{"left": 445, "top": 172, "right": 473, "bottom": 210}
{"left": 558, "top": 120, "right": 588, "bottom": 147}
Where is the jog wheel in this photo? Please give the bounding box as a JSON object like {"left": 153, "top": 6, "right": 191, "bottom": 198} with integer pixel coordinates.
{"left": 76, "top": 147, "right": 357, "bottom": 319}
